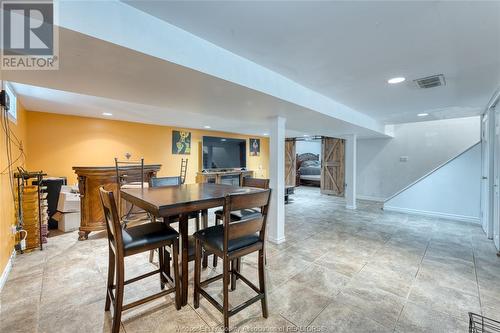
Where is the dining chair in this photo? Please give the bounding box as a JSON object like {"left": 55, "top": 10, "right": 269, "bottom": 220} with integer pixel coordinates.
{"left": 212, "top": 177, "right": 270, "bottom": 267}
{"left": 193, "top": 189, "right": 271, "bottom": 331}
{"left": 114, "top": 157, "right": 150, "bottom": 225}
{"left": 148, "top": 176, "right": 203, "bottom": 265}
{"left": 99, "top": 187, "right": 180, "bottom": 333}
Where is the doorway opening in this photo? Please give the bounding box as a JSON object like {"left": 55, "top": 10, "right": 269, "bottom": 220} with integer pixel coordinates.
{"left": 296, "top": 138, "right": 321, "bottom": 189}
{"left": 286, "top": 136, "right": 345, "bottom": 197}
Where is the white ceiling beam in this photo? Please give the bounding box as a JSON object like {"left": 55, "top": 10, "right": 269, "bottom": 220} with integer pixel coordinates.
{"left": 57, "top": 0, "right": 386, "bottom": 136}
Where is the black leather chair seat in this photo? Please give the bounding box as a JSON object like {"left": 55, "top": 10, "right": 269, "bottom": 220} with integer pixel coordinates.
{"left": 123, "top": 222, "right": 178, "bottom": 254}
{"left": 194, "top": 224, "right": 261, "bottom": 253}
{"left": 214, "top": 208, "right": 261, "bottom": 221}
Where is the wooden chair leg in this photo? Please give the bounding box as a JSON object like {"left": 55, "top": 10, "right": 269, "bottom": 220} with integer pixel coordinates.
{"left": 258, "top": 249, "right": 268, "bottom": 318}
{"left": 158, "top": 247, "right": 165, "bottom": 290}
{"left": 172, "top": 239, "right": 181, "bottom": 310}
{"left": 202, "top": 251, "right": 208, "bottom": 268}
{"left": 201, "top": 210, "right": 209, "bottom": 268}
{"left": 105, "top": 247, "right": 115, "bottom": 311}
{"left": 212, "top": 215, "right": 220, "bottom": 268}
{"left": 195, "top": 213, "right": 200, "bottom": 231}
{"left": 193, "top": 239, "right": 202, "bottom": 309}
{"left": 212, "top": 253, "right": 218, "bottom": 268}
{"left": 223, "top": 255, "right": 230, "bottom": 331}
{"left": 236, "top": 257, "right": 241, "bottom": 280}
{"left": 149, "top": 215, "right": 157, "bottom": 264}
{"left": 230, "top": 259, "right": 237, "bottom": 291}
{"left": 149, "top": 249, "right": 154, "bottom": 263}
{"left": 112, "top": 257, "right": 125, "bottom": 333}
{"left": 165, "top": 247, "right": 171, "bottom": 280}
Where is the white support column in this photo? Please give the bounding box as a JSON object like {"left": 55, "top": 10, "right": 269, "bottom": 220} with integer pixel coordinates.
{"left": 487, "top": 107, "right": 497, "bottom": 239}
{"left": 268, "top": 116, "right": 286, "bottom": 244}
{"left": 345, "top": 134, "right": 357, "bottom": 209}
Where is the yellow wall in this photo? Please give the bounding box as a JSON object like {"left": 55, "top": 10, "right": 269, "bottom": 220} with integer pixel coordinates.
{"left": 25, "top": 111, "right": 269, "bottom": 185}
{"left": 0, "top": 110, "right": 268, "bottom": 274}
{"left": 1, "top": 102, "right": 27, "bottom": 274}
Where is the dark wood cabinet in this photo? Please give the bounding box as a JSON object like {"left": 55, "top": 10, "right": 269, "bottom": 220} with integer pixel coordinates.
{"left": 73, "top": 165, "right": 161, "bottom": 240}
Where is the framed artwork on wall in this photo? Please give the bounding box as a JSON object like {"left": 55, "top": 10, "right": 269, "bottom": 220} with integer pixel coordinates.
{"left": 172, "top": 130, "right": 191, "bottom": 154}
{"left": 249, "top": 138, "right": 260, "bottom": 156}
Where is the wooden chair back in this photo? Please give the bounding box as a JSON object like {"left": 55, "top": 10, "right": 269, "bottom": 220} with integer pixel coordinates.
{"left": 222, "top": 189, "right": 271, "bottom": 247}
{"left": 99, "top": 186, "right": 124, "bottom": 255}
{"left": 242, "top": 177, "right": 269, "bottom": 189}
{"left": 114, "top": 157, "right": 145, "bottom": 189}
{"left": 114, "top": 157, "right": 145, "bottom": 218}
{"left": 150, "top": 176, "right": 181, "bottom": 188}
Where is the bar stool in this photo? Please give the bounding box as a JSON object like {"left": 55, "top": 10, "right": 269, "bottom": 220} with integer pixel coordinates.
{"left": 99, "top": 187, "right": 181, "bottom": 333}
{"left": 193, "top": 189, "right": 271, "bottom": 331}
{"left": 212, "top": 177, "right": 270, "bottom": 267}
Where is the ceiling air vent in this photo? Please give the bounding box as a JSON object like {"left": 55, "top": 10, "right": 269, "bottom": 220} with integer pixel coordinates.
{"left": 414, "top": 74, "right": 446, "bottom": 89}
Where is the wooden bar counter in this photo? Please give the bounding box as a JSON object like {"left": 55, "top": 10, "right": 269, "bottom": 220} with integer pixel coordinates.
{"left": 73, "top": 165, "right": 161, "bottom": 240}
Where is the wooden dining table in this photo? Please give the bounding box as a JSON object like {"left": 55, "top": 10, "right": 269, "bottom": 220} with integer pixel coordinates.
{"left": 120, "top": 183, "right": 265, "bottom": 306}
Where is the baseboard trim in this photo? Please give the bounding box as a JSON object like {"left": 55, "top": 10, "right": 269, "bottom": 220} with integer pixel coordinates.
{"left": 357, "top": 195, "right": 385, "bottom": 202}
{"left": 383, "top": 206, "right": 480, "bottom": 224}
{"left": 0, "top": 250, "right": 15, "bottom": 293}
{"left": 268, "top": 236, "right": 286, "bottom": 245}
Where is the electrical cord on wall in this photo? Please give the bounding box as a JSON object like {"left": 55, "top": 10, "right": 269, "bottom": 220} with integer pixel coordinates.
{"left": 0, "top": 110, "right": 25, "bottom": 175}
{"left": 1, "top": 103, "right": 15, "bottom": 200}
{"left": 1, "top": 94, "right": 25, "bottom": 205}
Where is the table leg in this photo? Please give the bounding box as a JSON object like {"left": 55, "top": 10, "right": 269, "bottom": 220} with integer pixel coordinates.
{"left": 201, "top": 209, "right": 208, "bottom": 268}
{"left": 179, "top": 214, "right": 189, "bottom": 306}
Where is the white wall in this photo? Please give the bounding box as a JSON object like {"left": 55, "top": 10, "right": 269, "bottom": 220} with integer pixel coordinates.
{"left": 296, "top": 140, "right": 321, "bottom": 157}
{"left": 357, "top": 116, "right": 480, "bottom": 201}
{"left": 384, "top": 143, "right": 481, "bottom": 223}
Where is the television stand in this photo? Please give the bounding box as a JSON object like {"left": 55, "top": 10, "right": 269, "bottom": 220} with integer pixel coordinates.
{"left": 196, "top": 169, "right": 254, "bottom": 186}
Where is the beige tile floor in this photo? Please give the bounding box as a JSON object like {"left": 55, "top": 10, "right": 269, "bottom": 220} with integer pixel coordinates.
{"left": 1, "top": 186, "right": 500, "bottom": 333}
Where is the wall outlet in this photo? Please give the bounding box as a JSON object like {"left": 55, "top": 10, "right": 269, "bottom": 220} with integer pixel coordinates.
{"left": 400, "top": 156, "right": 409, "bottom": 162}
{"left": 11, "top": 225, "right": 17, "bottom": 235}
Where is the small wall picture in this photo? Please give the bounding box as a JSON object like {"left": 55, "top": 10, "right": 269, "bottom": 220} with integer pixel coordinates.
{"left": 172, "top": 130, "right": 191, "bottom": 154}
{"left": 249, "top": 138, "right": 260, "bottom": 156}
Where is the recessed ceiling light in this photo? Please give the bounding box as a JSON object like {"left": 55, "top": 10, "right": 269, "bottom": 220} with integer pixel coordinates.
{"left": 388, "top": 77, "right": 406, "bottom": 84}
{"left": 417, "top": 113, "right": 429, "bottom": 117}
{"left": 203, "top": 125, "right": 211, "bottom": 129}
{"left": 263, "top": 133, "right": 269, "bottom": 136}
{"left": 102, "top": 112, "right": 112, "bottom": 116}
{"left": 303, "top": 134, "right": 309, "bottom": 137}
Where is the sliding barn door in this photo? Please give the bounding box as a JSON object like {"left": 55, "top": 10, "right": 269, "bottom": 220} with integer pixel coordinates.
{"left": 285, "top": 139, "right": 296, "bottom": 186}
{"left": 321, "top": 137, "right": 345, "bottom": 196}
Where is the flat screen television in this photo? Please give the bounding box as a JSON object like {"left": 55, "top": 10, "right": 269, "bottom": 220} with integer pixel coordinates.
{"left": 202, "top": 136, "right": 246, "bottom": 170}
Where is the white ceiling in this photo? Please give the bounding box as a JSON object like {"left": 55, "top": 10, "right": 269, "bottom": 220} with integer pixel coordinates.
{"left": 124, "top": 0, "right": 500, "bottom": 124}
{"left": 6, "top": 28, "right": 383, "bottom": 138}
